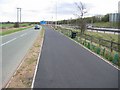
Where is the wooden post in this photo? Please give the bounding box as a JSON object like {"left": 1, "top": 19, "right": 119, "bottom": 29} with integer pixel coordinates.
{"left": 110, "top": 41, "right": 113, "bottom": 52}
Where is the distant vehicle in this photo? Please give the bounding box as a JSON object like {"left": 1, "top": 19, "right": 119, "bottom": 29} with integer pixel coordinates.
{"left": 87, "top": 25, "right": 93, "bottom": 29}
{"left": 34, "top": 25, "right": 40, "bottom": 29}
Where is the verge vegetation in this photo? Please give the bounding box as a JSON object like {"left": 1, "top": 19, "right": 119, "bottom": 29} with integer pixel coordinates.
{"left": 0, "top": 26, "right": 33, "bottom": 36}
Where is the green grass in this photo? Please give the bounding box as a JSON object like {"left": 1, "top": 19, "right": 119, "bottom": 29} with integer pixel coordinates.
{"left": 93, "top": 22, "right": 120, "bottom": 28}
{"left": 85, "top": 31, "right": 118, "bottom": 43}
{"left": 0, "top": 26, "right": 32, "bottom": 36}
{"left": 80, "top": 39, "right": 120, "bottom": 66}
{"left": 20, "top": 23, "right": 30, "bottom": 27}
{"left": 0, "top": 23, "right": 14, "bottom": 28}
{"left": 55, "top": 26, "right": 118, "bottom": 43}
{"left": 0, "top": 23, "right": 31, "bottom": 29}
{"left": 93, "top": 22, "right": 111, "bottom": 28}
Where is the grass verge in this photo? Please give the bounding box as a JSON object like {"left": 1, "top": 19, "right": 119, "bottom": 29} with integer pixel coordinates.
{"left": 93, "top": 22, "right": 111, "bottom": 28}
{"left": 85, "top": 31, "right": 118, "bottom": 43}
{"left": 6, "top": 27, "right": 45, "bottom": 88}
{"left": 56, "top": 26, "right": 118, "bottom": 43}
{"left": 0, "top": 26, "right": 33, "bottom": 36}
{"left": 93, "top": 22, "right": 120, "bottom": 28}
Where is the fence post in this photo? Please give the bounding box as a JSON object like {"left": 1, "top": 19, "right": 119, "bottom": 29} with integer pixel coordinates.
{"left": 110, "top": 41, "right": 113, "bottom": 52}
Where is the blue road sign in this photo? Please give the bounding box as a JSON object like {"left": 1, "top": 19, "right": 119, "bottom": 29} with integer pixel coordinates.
{"left": 40, "top": 21, "right": 47, "bottom": 25}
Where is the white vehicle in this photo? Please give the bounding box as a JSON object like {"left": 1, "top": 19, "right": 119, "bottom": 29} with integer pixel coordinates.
{"left": 34, "top": 25, "right": 40, "bottom": 29}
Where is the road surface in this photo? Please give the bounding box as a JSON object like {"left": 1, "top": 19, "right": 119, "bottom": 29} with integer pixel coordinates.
{"left": 61, "top": 25, "right": 120, "bottom": 34}
{"left": 33, "top": 26, "right": 119, "bottom": 88}
{"left": 1, "top": 27, "right": 41, "bottom": 88}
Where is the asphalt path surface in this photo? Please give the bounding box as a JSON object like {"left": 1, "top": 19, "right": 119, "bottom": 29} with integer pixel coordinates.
{"left": 1, "top": 27, "right": 41, "bottom": 88}
{"left": 33, "top": 26, "right": 119, "bottom": 88}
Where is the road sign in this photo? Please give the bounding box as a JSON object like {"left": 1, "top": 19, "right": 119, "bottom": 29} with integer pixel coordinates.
{"left": 40, "top": 21, "right": 47, "bottom": 25}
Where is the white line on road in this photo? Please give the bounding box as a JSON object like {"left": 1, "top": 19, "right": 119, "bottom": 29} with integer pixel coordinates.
{"left": 1, "top": 31, "right": 31, "bottom": 47}
{"left": 20, "top": 33, "right": 27, "bottom": 37}
{"left": 31, "top": 26, "right": 43, "bottom": 88}
{"left": 0, "top": 38, "right": 17, "bottom": 47}
{"left": 1, "top": 27, "right": 33, "bottom": 38}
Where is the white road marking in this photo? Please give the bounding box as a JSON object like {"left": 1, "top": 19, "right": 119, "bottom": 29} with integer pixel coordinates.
{"left": 20, "top": 33, "right": 27, "bottom": 37}
{"left": 1, "top": 31, "right": 31, "bottom": 47}
{"left": 0, "top": 38, "right": 17, "bottom": 46}
{"left": 1, "top": 27, "right": 33, "bottom": 37}
{"left": 31, "top": 26, "right": 43, "bottom": 88}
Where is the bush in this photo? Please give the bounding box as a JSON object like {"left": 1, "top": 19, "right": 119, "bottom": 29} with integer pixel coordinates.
{"left": 105, "top": 52, "right": 109, "bottom": 60}
{"left": 91, "top": 44, "right": 96, "bottom": 51}
{"left": 102, "top": 48, "right": 105, "bottom": 56}
{"left": 14, "top": 22, "right": 19, "bottom": 28}
{"left": 112, "top": 53, "right": 119, "bottom": 65}
{"left": 108, "top": 54, "right": 113, "bottom": 61}
{"left": 96, "top": 47, "right": 101, "bottom": 55}
{"left": 87, "top": 42, "right": 90, "bottom": 49}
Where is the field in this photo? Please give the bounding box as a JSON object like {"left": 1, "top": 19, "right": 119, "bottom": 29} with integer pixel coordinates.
{"left": 0, "top": 23, "right": 14, "bottom": 28}
{"left": 0, "top": 26, "right": 32, "bottom": 35}
{"left": 0, "top": 23, "right": 33, "bottom": 35}
{"left": 93, "top": 22, "right": 120, "bottom": 28}
{"left": 0, "top": 23, "right": 31, "bottom": 29}
{"left": 85, "top": 31, "right": 118, "bottom": 43}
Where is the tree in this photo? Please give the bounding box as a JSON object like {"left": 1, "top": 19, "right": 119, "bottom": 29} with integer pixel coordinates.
{"left": 75, "top": 1, "right": 87, "bottom": 34}
{"left": 14, "top": 22, "right": 19, "bottom": 28}
{"left": 101, "top": 14, "right": 109, "bottom": 22}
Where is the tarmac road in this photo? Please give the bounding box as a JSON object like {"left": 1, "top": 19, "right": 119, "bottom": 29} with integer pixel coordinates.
{"left": 1, "top": 27, "right": 41, "bottom": 88}
{"left": 33, "top": 26, "right": 119, "bottom": 88}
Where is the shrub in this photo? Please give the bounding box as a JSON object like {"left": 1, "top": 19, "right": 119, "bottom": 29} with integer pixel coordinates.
{"left": 96, "top": 47, "right": 101, "bottom": 55}
{"left": 14, "top": 22, "right": 19, "bottom": 28}
{"left": 87, "top": 42, "right": 90, "bottom": 49}
{"left": 112, "top": 53, "right": 119, "bottom": 65}
{"left": 102, "top": 48, "right": 105, "bottom": 56}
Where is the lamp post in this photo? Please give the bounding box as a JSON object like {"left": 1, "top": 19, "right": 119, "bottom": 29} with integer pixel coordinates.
{"left": 17, "top": 8, "right": 19, "bottom": 23}
{"left": 17, "top": 8, "right": 21, "bottom": 23}
{"left": 20, "top": 8, "right": 21, "bottom": 23}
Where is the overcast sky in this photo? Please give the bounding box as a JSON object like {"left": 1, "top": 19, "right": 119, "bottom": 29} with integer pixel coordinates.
{"left": 0, "top": 0, "right": 119, "bottom": 22}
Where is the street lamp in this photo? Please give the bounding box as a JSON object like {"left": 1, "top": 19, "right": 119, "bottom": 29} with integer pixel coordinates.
{"left": 17, "top": 8, "right": 21, "bottom": 23}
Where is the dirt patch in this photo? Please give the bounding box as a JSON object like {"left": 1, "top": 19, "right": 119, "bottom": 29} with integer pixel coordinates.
{"left": 5, "top": 27, "right": 45, "bottom": 88}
